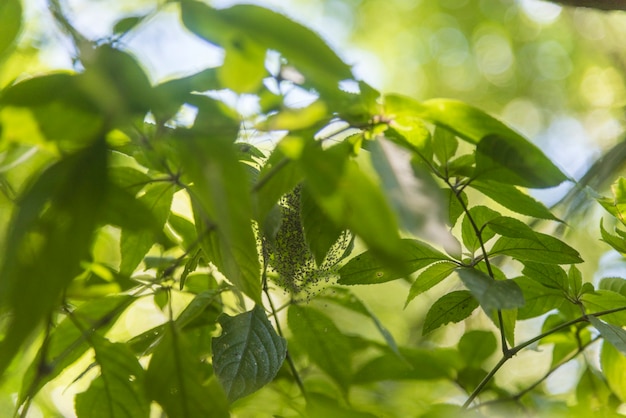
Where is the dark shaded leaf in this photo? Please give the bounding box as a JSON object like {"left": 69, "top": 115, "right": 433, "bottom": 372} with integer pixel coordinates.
{"left": 458, "top": 268, "right": 524, "bottom": 313}
{"left": 212, "top": 305, "right": 286, "bottom": 402}
{"left": 458, "top": 330, "right": 497, "bottom": 368}
{"left": 339, "top": 239, "right": 449, "bottom": 285}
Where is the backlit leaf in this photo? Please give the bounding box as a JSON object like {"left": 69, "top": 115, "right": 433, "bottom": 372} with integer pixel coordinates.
{"left": 405, "top": 262, "right": 457, "bottom": 306}
{"left": 0, "top": 0, "right": 21, "bottom": 58}
{"left": 490, "top": 233, "right": 582, "bottom": 264}
{"left": 583, "top": 290, "right": 626, "bottom": 326}
{"left": 601, "top": 340, "right": 626, "bottom": 403}
{"left": 513, "top": 276, "right": 565, "bottom": 319}
{"left": 423, "top": 290, "right": 479, "bottom": 335}
{"left": 212, "top": 305, "right": 287, "bottom": 402}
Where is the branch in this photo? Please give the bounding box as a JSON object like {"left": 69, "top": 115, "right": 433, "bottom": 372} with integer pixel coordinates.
{"left": 548, "top": 0, "right": 626, "bottom": 11}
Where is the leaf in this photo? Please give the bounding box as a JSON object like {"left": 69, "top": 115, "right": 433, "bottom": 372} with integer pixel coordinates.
{"left": 589, "top": 316, "right": 626, "bottom": 355}
{"left": 0, "top": 140, "right": 107, "bottom": 376}
{"left": 490, "top": 233, "right": 583, "bottom": 264}
{"left": 446, "top": 188, "right": 467, "bottom": 227}
{"left": 597, "top": 177, "right": 626, "bottom": 227}
{"left": 180, "top": 1, "right": 352, "bottom": 95}
{"left": 583, "top": 290, "right": 626, "bottom": 326}
{"left": 288, "top": 304, "right": 352, "bottom": 391}
{"left": 458, "top": 268, "right": 524, "bottom": 313}
{"left": 306, "top": 393, "right": 378, "bottom": 418}
{"left": 383, "top": 95, "right": 567, "bottom": 188}
{"left": 601, "top": 340, "right": 626, "bottom": 403}
{"left": 75, "top": 336, "right": 149, "bottom": 418}
{"left": 257, "top": 101, "right": 329, "bottom": 131}
{"left": 353, "top": 347, "right": 457, "bottom": 383}
{"left": 120, "top": 182, "right": 175, "bottom": 276}
{"left": 599, "top": 277, "right": 626, "bottom": 297}
{"left": 0, "top": 0, "right": 21, "bottom": 58}
{"left": 112, "top": 15, "right": 144, "bottom": 35}
{"left": 212, "top": 305, "right": 286, "bottom": 402}
{"left": 19, "top": 295, "right": 134, "bottom": 405}
{"left": 178, "top": 133, "right": 262, "bottom": 303}
{"left": 458, "top": 330, "right": 497, "bottom": 368}
{"left": 338, "top": 239, "right": 449, "bottom": 285}
{"left": 422, "top": 290, "right": 479, "bottom": 335}
{"left": 317, "top": 286, "right": 401, "bottom": 357}
{"left": 461, "top": 206, "right": 499, "bottom": 253}
{"left": 146, "top": 322, "right": 229, "bottom": 418}
{"left": 600, "top": 219, "right": 626, "bottom": 255}
{"left": 521, "top": 262, "right": 569, "bottom": 292}
{"left": 299, "top": 140, "right": 404, "bottom": 261}
{"left": 470, "top": 180, "right": 559, "bottom": 221}
{"left": 383, "top": 120, "right": 433, "bottom": 162}
{"left": 432, "top": 126, "right": 458, "bottom": 166}
{"left": 513, "top": 276, "right": 565, "bottom": 319}
{"left": 370, "top": 136, "right": 444, "bottom": 237}
{"left": 405, "top": 262, "right": 457, "bottom": 306}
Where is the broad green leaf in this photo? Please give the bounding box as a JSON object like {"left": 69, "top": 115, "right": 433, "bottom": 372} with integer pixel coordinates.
{"left": 300, "top": 185, "right": 347, "bottom": 266}
{"left": 458, "top": 330, "right": 497, "bottom": 368}
{"left": 0, "top": 73, "right": 85, "bottom": 108}
{"left": 256, "top": 101, "right": 329, "bottom": 131}
{"left": 589, "top": 316, "right": 626, "bottom": 355}
{"left": 19, "top": 295, "right": 134, "bottom": 406}
{"left": 288, "top": 304, "right": 352, "bottom": 391}
{"left": 383, "top": 95, "right": 567, "bottom": 188}
{"left": 112, "top": 15, "right": 144, "bottom": 35}
{"left": 383, "top": 119, "right": 433, "bottom": 162}
{"left": 601, "top": 341, "right": 626, "bottom": 403}
{"left": 470, "top": 180, "right": 559, "bottom": 221}
{"left": 306, "top": 393, "right": 378, "bottom": 418}
{"left": 521, "top": 262, "right": 569, "bottom": 292}
{"left": 461, "top": 206, "right": 499, "bottom": 253}
{"left": 568, "top": 265, "right": 585, "bottom": 298}
{"left": 405, "top": 261, "right": 457, "bottom": 306}
{"left": 299, "top": 140, "right": 404, "bottom": 261}
{"left": 0, "top": 0, "right": 21, "bottom": 58}
{"left": 317, "top": 286, "right": 401, "bottom": 357}
{"left": 597, "top": 177, "right": 626, "bottom": 227}
{"left": 486, "top": 216, "right": 539, "bottom": 240}
{"left": 599, "top": 277, "right": 626, "bottom": 297}
{"left": 153, "top": 68, "right": 220, "bottom": 121}
{"left": 583, "top": 290, "right": 626, "bottom": 326}
{"left": 490, "top": 233, "right": 582, "bottom": 264}
{"left": 446, "top": 188, "right": 467, "bottom": 227}
{"left": 600, "top": 219, "right": 626, "bottom": 255}
{"left": 458, "top": 268, "right": 524, "bottom": 313}
{"left": 422, "top": 290, "right": 479, "bottom": 335}
{"left": 212, "top": 305, "right": 287, "bottom": 402}
{"left": 180, "top": 1, "right": 352, "bottom": 95}
{"left": 167, "top": 213, "right": 197, "bottom": 251}
{"left": 146, "top": 322, "right": 229, "bottom": 418}
{"left": 99, "top": 183, "right": 157, "bottom": 231}
{"left": 432, "top": 126, "right": 458, "bottom": 166}
{"left": 179, "top": 133, "right": 261, "bottom": 303}
{"left": 353, "top": 347, "right": 457, "bottom": 383}
{"left": 370, "top": 137, "right": 444, "bottom": 237}
{"left": 338, "top": 239, "right": 449, "bottom": 285}
{"left": 219, "top": 37, "right": 267, "bottom": 93}
{"left": 120, "top": 182, "right": 175, "bottom": 276}
{"left": 0, "top": 140, "right": 107, "bottom": 376}
{"left": 75, "top": 336, "right": 149, "bottom": 418}
{"left": 576, "top": 367, "right": 615, "bottom": 412}
{"left": 513, "top": 276, "right": 565, "bottom": 319}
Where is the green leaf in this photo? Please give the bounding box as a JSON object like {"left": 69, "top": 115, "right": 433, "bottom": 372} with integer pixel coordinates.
{"left": 370, "top": 136, "right": 443, "bottom": 237}
{"left": 300, "top": 184, "right": 346, "bottom": 266}
{"left": 383, "top": 95, "right": 567, "bottom": 188}
{"left": 601, "top": 340, "right": 626, "bottom": 403}
{"left": 583, "top": 290, "right": 626, "bottom": 326}
{"left": 458, "top": 330, "right": 497, "bottom": 368}
{"left": 299, "top": 140, "right": 404, "bottom": 261}
{"left": 219, "top": 36, "right": 267, "bottom": 93}
{"left": 405, "top": 262, "right": 457, "bottom": 306}
{"left": 486, "top": 216, "right": 540, "bottom": 240}
{"left": 180, "top": 1, "right": 352, "bottom": 95}
{"left": 521, "top": 262, "right": 569, "bottom": 292}
{"left": 317, "top": 286, "right": 401, "bottom": 357}
{"left": 212, "top": 305, "right": 287, "bottom": 402}
{"left": 446, "top": 188, "right": 467, "bottom": 227}
{"left": 0, "top": 0, "right": 22, "bottom": 58}
{"left": 75, "top": 336, "right": 149, "bottom": 418}
{"left": 353, "top": 347, "right": 457, "bottom": 383}
{"left": 470, "top": 180, "right": 559, "bottom": 221}
{"left": 288, "top": 304, "right": 352, "bottom": 391}
{"left": 120, "top": 182, "right": 175, "bottom": 276}
{"left": 19, "top": 295, "right": 134, "bottom": 406}
{"left": 458, "top": 268, "right": 524, "bottom": 313}
{"left": 383, "top": 119, "right": 433, "bottom": 162}
{"left": 490, "top": 233, "right": 583, "bottom": 264}
{"left": 256, "top": 101, "right": 329, "bottom": 131}
{"left": 112, "top": 15, "right": 144, "bottom": 35}
{"left": 461, "top": 206, "right": 499, "bottom": 253}
{"left": 306, "top": 393, "right": 378, "bottom": 418}
{"left": 599, "top": 277, "right": 626, "bottom": 297}
{"left": 597, "top": 177, "right": 626, "bottom": 227}
{"left": 0, "top": 140, "right": 107, "bottom": 376}
{"left": 513, "top": 276, "right": 565, "bottom": 319}
{"left": 338, "top": 239, "right": 449, "bottom": 285}
{"left": 600, "top": 219, "right": 626, "bottom": 255}
{"left": 589, "top": 316, "right": 626, "bottom": 355}
{"left": 422, "top": 290, "right": 479, "bottom": 335}
{"left": 432, "top": 126, "right": 458, "bottom": 166}
{"left": 178, "top": 133, "right": 261, "bottom": 303}
{"left": 146, "top": 322, "right": 229, "bottom": 418}
{"left": 168, "top": 213, "right": 197, "bottom": 251}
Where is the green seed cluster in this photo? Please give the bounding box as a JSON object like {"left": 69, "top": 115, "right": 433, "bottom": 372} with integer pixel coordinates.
{"left": 262, "top": 186, "right": 351, "bottom": 299}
